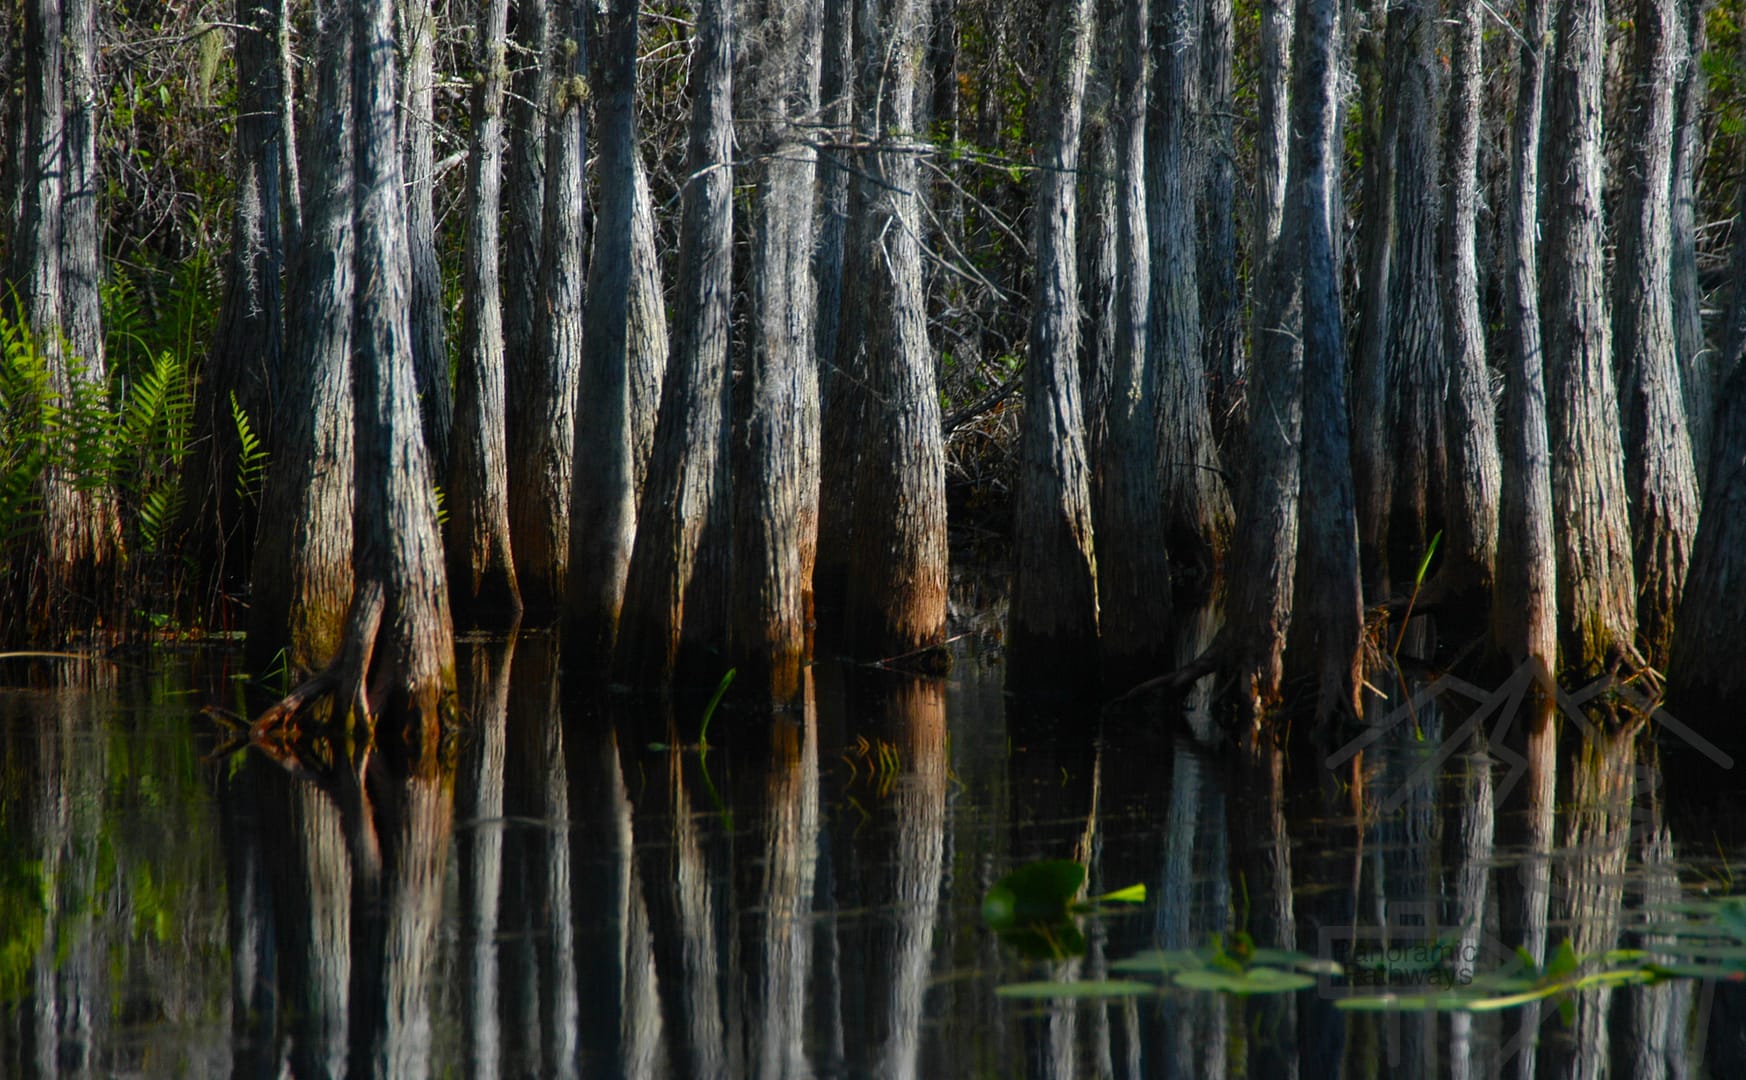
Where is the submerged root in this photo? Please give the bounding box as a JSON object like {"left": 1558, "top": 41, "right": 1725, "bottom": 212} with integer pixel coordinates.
{"left": 248, "top": 581, "right": 387, "bottom": 752}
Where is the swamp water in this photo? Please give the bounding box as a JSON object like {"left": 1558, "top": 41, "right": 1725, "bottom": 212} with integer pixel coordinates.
{"left": 2, "top": 635, "right": 1745, "bottom": 1078}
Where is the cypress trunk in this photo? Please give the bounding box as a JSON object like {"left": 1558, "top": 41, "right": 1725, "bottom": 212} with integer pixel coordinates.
{"left": 400, "top": 0, "right": 451, "bottom": 473}
{"left": 1200, "top": 0, "right": 1242, "bottom": 448}
{"left": 502, "top": 0, "right": 549, "bottom": 392}
{"left": 507, "top": 0, "right": 587, "bottom": 620}
{"left": 617, "top": 0, "right": 735, "bottom": 688}
{"left": 1544, "top": 0, "right": 1638, "bottom": 670}
{"left": 1350, "top": 0, "right": 1394, "bottom": 594}
{"left": 1667, "top": 363, "right": 1746, "bottom": 716}
{"left": 1009, "top": 0, "right": 1100, "bottom": 696}
{"left": 732, "top": 0, "right": 822, "bottom": 705}
{"left": 627, "top": 151, "right": 670, "bottom": 504}
{"left": 1671, "top": 0, "right": 1711, "bottom": 483}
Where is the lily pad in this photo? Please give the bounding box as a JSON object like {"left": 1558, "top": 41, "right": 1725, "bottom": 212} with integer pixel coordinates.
{"left": 982, "top": 860, "right": 1087, "bottom": 931}
{"left": 996, "top": 978, "right": 1156, "bottom": 1000}
{"left": 1172, "top": 966, "right": 1316, "bottom": 995}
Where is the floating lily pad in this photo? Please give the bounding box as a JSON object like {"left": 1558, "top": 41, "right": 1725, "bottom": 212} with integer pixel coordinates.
{"left": 1172, "top": 966, "right": 1315, "bottom": 995}
{"left": 1108, "top": 949, "right": 1207, "bottom": 976}
{"left": 982, "top": 860, "right": 1086, "bottom": 932}
{"left": 996, "top": 978, "right": 1156, "bottom": 1000}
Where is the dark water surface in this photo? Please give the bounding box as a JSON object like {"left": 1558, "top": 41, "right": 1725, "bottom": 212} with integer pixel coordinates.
{"left": 3, "top": 637, "right": 1746, "bottom": 1078}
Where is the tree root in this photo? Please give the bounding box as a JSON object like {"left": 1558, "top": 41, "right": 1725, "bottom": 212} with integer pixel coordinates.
{"left": 248, "top": 581, "right": 386, "bottom": 748}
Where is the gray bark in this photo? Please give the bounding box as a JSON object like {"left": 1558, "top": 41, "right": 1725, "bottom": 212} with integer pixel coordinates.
{"left": 1350, "top": 0, "right": 1393, "bottom": 593}
{"left": 1493, "top": 0, "right": 1557, "bottom": 676}
{"left": 1614, "top": 0, "right": 1698, "bottom": 664}
{"left": 507, "top": 0, "right": 586, "bottom": 620}
{"left": 627, "top": 152, "right": 670, "bottom": 504}
{"left": 249, "top": 0, "right": 355, "bottom": 674}
{"left": 1672, "top": 0, "right": 1711, "bottom": 484}
{"left": 400, "top": 0, "right": 452, "bottom": 474}
{"left": 617, "top": 0, "right": 735, "bottom": 688}
{"left": 1287, "top": 0, "right": 1360, "bottom": 722}
{"left": 1096, "top": 0, "right": 1172, "bottom": 689}
{"left": 1382, "top": 0, "right": 1445, "bottom": 575}
{"left": 1009, "top": 0, "right": 1100, "bottom": 696}
{"left": 346, "top": 0, "right": 457, "bottom": 721}
{"left": 503, "top": 0, "right": 549, "bottom": 385}
{"left": 59, "top": 0, "right": 100, "bottom": 367}
{"left": 1079, "top": 18, "right": 1118, "bottom": 483}
{"left": 1544, "top": 0, "right": 1638, "bottom": 670}
{"left": 813, "top": 0, "right": 853, "bottom": 392}
{"left": 1149, "top": 0, "right": 1232, "bottom": 580}
{"left": 447, "top": 0, "right": 523, "bottom": 624}
{"left": 1438, "top": 0, "right": 1501, "bottom": 605}
{"left": 566, "top": 0, "right": 642, "bottom": 662}
{"left": 1199, "top": 0, "right": 1241, "bottom": 446}
{"left": 732, "top": 0, "right": 822, "bottom": 705}
{"left": 843, "top": 0, "right": 949, "bottom": 661}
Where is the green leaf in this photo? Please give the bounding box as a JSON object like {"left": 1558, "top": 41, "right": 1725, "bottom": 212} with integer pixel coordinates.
{"left": 996, "top": 979, "right": 1154, "bottom": 1000}
{"left": 1172, "top": 966, "right": 1316, "bottom": 996}
{"left": 982, "top": 860, "right": 1087, "bottom": 931}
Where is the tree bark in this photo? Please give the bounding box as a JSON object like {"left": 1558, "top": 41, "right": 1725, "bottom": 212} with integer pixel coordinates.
{"left": 1438, "top": 0, "right": 1501, "bottom": 610}
{"left": 1381, "top": 0, "right": 1445, "bottom": 576}
{"left": 566, "top": 0, "right": 642, "bottom": 664}
{"left": 507, "top": 0, "right": 587, "bottom": 620}
{"left": 1199, "top": 0, "right": 1242, "bottom": 448}
{"left": 446, "top": 0, "right": 524, "bottom": 624}
{"left": 1349, "top": 0, "right": 1393, "bottom": 594}
{"left": 1667, "top": 363, "right": 1746, "bottom": 716}
{"left": 502, "top": 0, "right": 549, "bottom": 394}
{"left": 1149, "top": 0, "right": 1232, "bottom": 581}
{"left": 400, "top": 0, "right": 452, "bottom": 474}
{"left": 1096, "top": 0, "right": 1173, "bottom": 690}
{"left": 1287, "top": 0, "right": 1361, "bottom": 723}
{"left": 1614, "top": 0, "right": 1699, "bottom": 665}
{"left": 842, "top": 0, "right": 950, "bottom": 662}
{"left": 1544, "top": 0, "right": 1638, "bottom": 670}
{"left": 192, "top": 0, "right": 291, "bottom": 603}
{"left": 249, "top": 0, "right": 354, "bottom": 674}
{"left": 1009, "top": 0, "right": 1099, "bottom": 697}
{"left": 617, "top": 0, "right": 735, "bottom": 689}
{"left": 732, "top": 0, "right": 822, "bottom": 705}
{"left": 1671, "top": 0, "right": 1712, "bottom": 485}
{"left": 59, "top": 0, "right": 101, "bottom": 369}
{"left": 627, "top": 151, "right": 670, "bottom": 504}
{"left": 1493, "top": 0, "right": 1558, "bottom": 679}
{"left": 344, "top": 0, "right": 457, "bottom": 725}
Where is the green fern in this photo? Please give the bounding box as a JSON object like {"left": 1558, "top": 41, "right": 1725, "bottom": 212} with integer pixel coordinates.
{"left": 230, "top": 391, "right": 267, "bottom": 504}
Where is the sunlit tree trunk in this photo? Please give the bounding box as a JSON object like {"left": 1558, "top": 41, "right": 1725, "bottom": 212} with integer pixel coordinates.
{"left": 1010, "top": 0, "right": 1099, "bottom": 696}
{"left": 1544, "top": 0, "right": 1637, "bottom": 670}
{"left": 843, "top": 0, "right": 949, "bottom": 662}
{"left": 1614, "top": 0, "right": 1698, "bottom": 665}
{"left": 1149, "top": 0, "right": 1231, "bottom": 579}
{"left": 566, "top": 0, "right": 641, "bottom": 663}
{"left": 399, "top": 0, "right": 451, "bottom": 472}
{"left": 627, "top": 154, "right": 670, "bottom": 503}
{"left": 1493, "top": 0, "right": 1557, "bottom": 679}
{"left": 1095, "top": 0, "right": 1173, "bottom": 691}
{"left": 733, "top": 0, "right": 821, "bottom": 704}
{"left": 446, "top": 0, "right": 523, "bottom": 624}
{"left": 507, "top": 0, "right": 586, "bottom": 620}
{"left": 1671, "top": 0, "right": 1712, "bottom": 482}
{"left": 1438, "top": 0, "right": 1500, "bottom": 609}
{"left": 617, "top": 0, "right": 733, "bottom": 688}
{"left": 249, "top": 0, "right": 354, "bottom": 674}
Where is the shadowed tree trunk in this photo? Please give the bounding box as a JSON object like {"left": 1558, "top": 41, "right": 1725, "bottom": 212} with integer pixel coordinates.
{"left": 4, "top": 0, "right": 121, "bottom": 638}
{"left": 249, "top": 0, "right": 355, "bottom": 675}
{"left": 400, "top": 0, "right": 451, "bottom": 473}
{"left": 732, "top": 0, "right": 821, "bottom": 705}
{"left": 1493, "top": 0, "right": 1557, "bottom": 679}
{"left": 1667, "top": 363, "right": 1746, "bottom": 715}
{"left": 1671, "top": 0, "right": 1712, "bottom": 483}
{"left": 1095, "top": 0, "right": 1173, "bottom": 691}
{"left": 814, "top": 0, "right": 853, "bottom": 393}
{"left": 1079, "top": 11, "right": 1117, "bottom": 483}
{"left": 1200, "top": 0, "right": 1241, "bottom": 446}
{"left": 566, "top": 0, "right": 641, "bottom": 664}
{"left": 446, "top": 0, "right": 523, "bottom": 625}
{"left": 189, "top": 0, "right": 291, "bottom": 605}
{"left": 843, "top": 0, "right": 949, "bottom": 662}
{"left": 1149, "top": 0, "right": 1232, "bottom": 581}
{"left": 1614, "top": 0, "right": 1699, "bottom": 665}
{"left": 1252, "top": 0, "right": 1291, "bottom": 299}
{"left": 1009, "top": 0, "right": 1099, "bottom": 697}
{"left": 507, "top": 0, "right": 586, "bottom": 620}
{"left": 502, "top": 0, "right": 548, "bottom": 391}
{"left": 617, "top": 0, "right": 734, "bottom": 689}
{"left": 1382, "top": 0, "right": 1445, "bottom": 576}
{"left": 1544, "top": 0, "right": 1638, "bottom": 670}
{"left": 1350, "top": 0, "right": 1394, "bottom": 594}
{"left": 1438, "top": 0, "right": 1500, "bottom": 610}
{"left": 1286, "top": 0, "right": 1360, "bottom": 723}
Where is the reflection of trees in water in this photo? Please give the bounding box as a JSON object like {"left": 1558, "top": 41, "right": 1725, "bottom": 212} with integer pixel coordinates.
{"left": 457, "top": 635, "right": 514, "bottom": 1077}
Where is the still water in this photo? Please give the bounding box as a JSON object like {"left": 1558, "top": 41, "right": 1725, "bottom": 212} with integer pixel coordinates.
{"left": 2, "top": 635, "right": 1745, "bottom": 1078}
